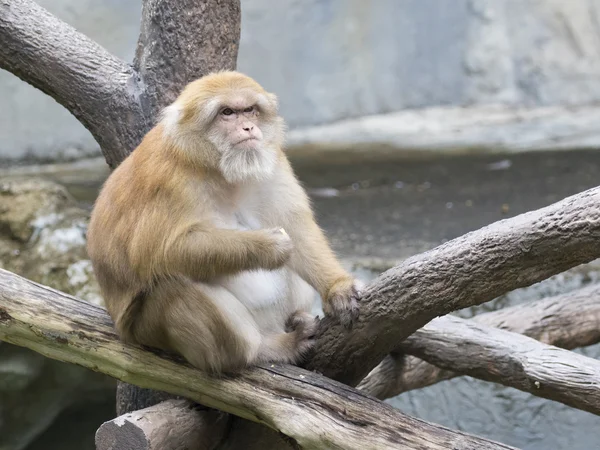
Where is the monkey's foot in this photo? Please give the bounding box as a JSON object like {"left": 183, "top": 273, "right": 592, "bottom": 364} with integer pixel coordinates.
{"left": 285, "top": 310, "right": 319, "bottom": 354}
{"left": 324, "top": 278, "right": 362, "bottom": 329}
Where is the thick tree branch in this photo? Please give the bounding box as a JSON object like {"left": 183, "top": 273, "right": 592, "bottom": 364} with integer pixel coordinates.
{"left": 134, "top": 0, "right": 241, "bottom": 119}
{"left": 308, "top": 186, "right": 600, "bottom": 386}
{"left": 402, "top": 315, "right": 600, "bottom": 415}
{"left": 359, "top": 284, "right": 600, "bottom": 398}
{"left": 0, "top": 0, "right": 145, "bottom": 167}
{"left": 0, "top": 269, "right": 515, "bottom": 450}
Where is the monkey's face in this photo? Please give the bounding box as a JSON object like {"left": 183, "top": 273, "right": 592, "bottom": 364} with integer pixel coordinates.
{"left": 214, "top": 103, "right": 264, "bottom": 152}
{"left": 205, "top": 89, "right": 284, "bottom": 184}
{"left": 162, "top": 72, "right": 286, "bottom": 183}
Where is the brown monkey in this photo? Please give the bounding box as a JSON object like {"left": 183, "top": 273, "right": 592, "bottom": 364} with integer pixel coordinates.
{"left": 87, "top": 71, "right": 360, "bottom": 373}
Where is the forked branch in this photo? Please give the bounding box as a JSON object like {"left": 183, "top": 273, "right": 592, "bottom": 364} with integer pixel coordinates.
{"left": 0, "top": 0, "right": 241, "bottom": 168}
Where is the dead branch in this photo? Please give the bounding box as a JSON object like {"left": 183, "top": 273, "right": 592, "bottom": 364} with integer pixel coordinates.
{"left": 359, "top": 283, "right": 600, "bottom": 398}
{"left": 402, "top": 315, "right": 600, "bottom": 415}
{"left": 0, "top": 268, "right": 515, "bottom": 450}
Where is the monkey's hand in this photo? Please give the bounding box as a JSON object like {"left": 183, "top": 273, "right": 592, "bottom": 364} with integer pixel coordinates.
{"left": 323, "top": 277, "right": 362, "bottom": 328}
{"left": 259, "top": 227, "right": 294, "bottom": 269}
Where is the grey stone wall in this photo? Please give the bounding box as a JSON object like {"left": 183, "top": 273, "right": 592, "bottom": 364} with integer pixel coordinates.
{"left": 2, "top": 0, "right": 600, "bottom": 162}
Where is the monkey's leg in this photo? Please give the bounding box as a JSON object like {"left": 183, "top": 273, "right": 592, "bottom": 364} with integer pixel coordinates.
{"left": 255, "top": 310, "right": 318, "bottom": 365}
{"left": 148, "top": 281, "right": 315, "bottom": 373}
{"left": 155, "top": 281, "right": 263, "bottom": 373}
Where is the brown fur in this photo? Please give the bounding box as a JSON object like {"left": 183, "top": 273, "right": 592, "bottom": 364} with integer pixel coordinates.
{"left": 87, "top": 71, "right": 360, "bottom": 374}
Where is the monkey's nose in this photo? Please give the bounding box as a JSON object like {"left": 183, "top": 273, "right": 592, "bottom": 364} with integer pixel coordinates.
{"left": 243, "top": 125, "right": 253, "bottom": 132}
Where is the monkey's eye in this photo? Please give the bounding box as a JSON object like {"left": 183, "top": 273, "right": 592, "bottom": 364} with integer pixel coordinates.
{"left": 221, "top": 108, "right": 234, "bottom": 116}
{"left": 243, "top": 106, "right": 254, "bottom": 113}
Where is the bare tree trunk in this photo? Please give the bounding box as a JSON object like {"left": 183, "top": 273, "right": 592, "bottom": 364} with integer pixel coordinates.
{"left": 0, "top": 0, "right": 240, "bottom": 169}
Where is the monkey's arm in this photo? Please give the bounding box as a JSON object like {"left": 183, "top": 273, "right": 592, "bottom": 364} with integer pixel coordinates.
{"left": 161, "top": 226, "right": 292, "bottom": 281}
{"left": 284, "top": 211, "right": 360, "bottom": 326}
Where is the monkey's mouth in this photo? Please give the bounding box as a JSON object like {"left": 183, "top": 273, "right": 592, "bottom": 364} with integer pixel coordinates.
{"left": 235, "top": 137, "right": 260, "bottom": 146}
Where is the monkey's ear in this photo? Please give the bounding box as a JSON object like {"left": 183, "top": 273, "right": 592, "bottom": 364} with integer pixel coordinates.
{"left": 267, "top": 93, "right": 279, "bottom": 112}
{"left": 160, "top": 103, "right": 182, "bottom": 135}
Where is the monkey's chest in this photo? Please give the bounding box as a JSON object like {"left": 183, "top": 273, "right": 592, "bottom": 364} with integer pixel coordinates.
{"left": 218, "top": 207, "right": 289, "bottom": 310}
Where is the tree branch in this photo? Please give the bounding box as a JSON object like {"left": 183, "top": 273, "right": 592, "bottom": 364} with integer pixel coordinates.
{"left": 359, "top": 283, "right": 600, "bottom": 398}
{"left": 0, "top": 269, "right": 515, "bottom": 450}
{"left": 134, "top": 0, "right": 241, "bottom": 119}
{"left": 402, "top": 315, "right": 600, "bottom": 415}
{"left": 308, "top": 186, "right": 600, "bottom": 386}
{"left": 0, "top": 0, "right": 146, "bottom": 167}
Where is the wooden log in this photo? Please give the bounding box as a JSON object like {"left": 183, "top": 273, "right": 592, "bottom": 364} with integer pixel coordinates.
{"left": 95, "top": 399, "right": 229, "bottom": 450}
{"left": 401, "top": 314, "right": 600, "bottom": 415}
{"left": 359, "top": 283, "right": 600, "bottom": 398}
{"left": 0, "top": 269, "right": 516, "bottom": 450}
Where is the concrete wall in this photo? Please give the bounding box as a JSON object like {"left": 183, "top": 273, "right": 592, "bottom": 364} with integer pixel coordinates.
{"left": 2, "top": 0, "right": 600, "bottom": 162}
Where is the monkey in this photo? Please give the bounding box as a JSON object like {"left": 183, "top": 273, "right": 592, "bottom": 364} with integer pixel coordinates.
{"left": 86, "top": 71, "right": 361, "bottom": 374}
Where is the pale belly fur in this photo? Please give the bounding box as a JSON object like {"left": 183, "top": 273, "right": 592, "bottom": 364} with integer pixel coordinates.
{"left": 218, "top": 264, "right": 315, "bottom": 333}
{"left": 213, "top": 202, "right": 316, "bottom": 331}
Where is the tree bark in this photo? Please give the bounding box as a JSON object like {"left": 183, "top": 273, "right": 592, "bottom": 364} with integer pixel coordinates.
{"left": 102, "top": 281, "right": 600, "bottom": 450}
{"left": 0, "top": 268, "right": 516, "bottom": 450}
{"left": 359, "top": 283, "right": 600, "bottom": 398}
{"left": 134, "top": 0, "right": 241, "bottom": 119}
{"left": 402, "top": 315, "right": 600, "bottom": 415}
